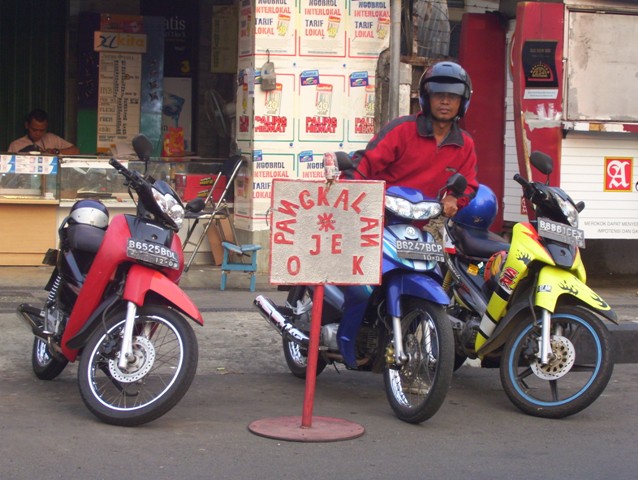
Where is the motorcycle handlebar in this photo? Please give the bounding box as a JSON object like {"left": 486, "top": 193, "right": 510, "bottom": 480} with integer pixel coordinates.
{"left": 109, "top": 157, "right": 145, "bottom": 190}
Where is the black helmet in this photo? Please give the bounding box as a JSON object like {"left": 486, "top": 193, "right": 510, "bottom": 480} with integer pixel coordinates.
{"left": 419, "top": 61, "right": 472, "bottom": 118}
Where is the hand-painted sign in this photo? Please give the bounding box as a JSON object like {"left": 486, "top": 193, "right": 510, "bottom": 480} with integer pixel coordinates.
{"left": 270, "top": 179, "right": 384, "bottom": 285}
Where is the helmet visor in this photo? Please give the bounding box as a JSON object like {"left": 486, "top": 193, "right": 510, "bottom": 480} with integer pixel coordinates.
{"left": 426, "top": 81, "right": 466, "bottom": 97}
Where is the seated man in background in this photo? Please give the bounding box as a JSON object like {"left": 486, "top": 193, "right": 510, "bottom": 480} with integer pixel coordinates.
{"left": 8, "top": 108, "right": 80, "bottom": 155}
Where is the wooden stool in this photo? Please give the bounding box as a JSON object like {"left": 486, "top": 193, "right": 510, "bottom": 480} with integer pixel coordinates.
{"left": 220, "top": 242, "right": 262, "bottom": 292}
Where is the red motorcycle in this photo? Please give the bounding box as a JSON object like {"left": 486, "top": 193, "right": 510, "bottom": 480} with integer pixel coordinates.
{"left": 18, "top": 135, "right": 203, "bottom": 426}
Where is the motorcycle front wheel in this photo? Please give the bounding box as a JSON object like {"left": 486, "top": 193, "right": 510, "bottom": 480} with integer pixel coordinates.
{"left": 383, "top": 298, "right": 454, "bottom": 424}
{"left": 32, "top": 337, "right": 68, "bottom": 380}
{"left": 78, "top": 305, "right": 198, "bottom": 426}
{"left": 500, "top": 305, "right": 613, "bottom": 419}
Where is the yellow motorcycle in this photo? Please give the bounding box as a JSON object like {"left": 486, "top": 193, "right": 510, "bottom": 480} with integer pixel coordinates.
{"left": 443, "top": 151, "right": 616, "bottom": 418}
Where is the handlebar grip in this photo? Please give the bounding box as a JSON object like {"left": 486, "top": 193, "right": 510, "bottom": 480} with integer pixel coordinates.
{"left": 513, "top": 173, "right": 527, "bottom": 186}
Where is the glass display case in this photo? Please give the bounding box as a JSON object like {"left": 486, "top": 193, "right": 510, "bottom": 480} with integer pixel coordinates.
{"left": 58, "top": 156, "right": 225, "bottom": 202}
{"left": 0, "top": 153, "right": 59, "bottom": 201}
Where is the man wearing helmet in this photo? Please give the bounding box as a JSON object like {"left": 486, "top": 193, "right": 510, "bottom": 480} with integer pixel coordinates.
{"left": 351, "top": 61, "right": 478, "bottom": 218}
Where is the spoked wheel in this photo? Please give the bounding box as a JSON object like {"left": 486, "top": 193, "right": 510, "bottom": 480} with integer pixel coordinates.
{"left": 32, "top": 337, "right": 68, "bottom": 380}
{"left": 78, "top": 305, "right": 198, "bottom": 426}
{"left": 282, "top": 287, "right": 327, "bottom": 379}
{"left": 383, "top": 298, "right": 454, "bottom": 424}
{"left": 283, "top": 336, "right": 327, "bottom": 379}
{"left": 500, "top": 305, "right": 613, "bottom": 419}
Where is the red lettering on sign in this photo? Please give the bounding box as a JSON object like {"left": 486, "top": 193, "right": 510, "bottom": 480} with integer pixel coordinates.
{"left": 359, "top": 216, "right": 378, "bottom": 232}
{"left": 350, "top": 192, "right": 366, "bottom": 214}
{"left": 299, "top": 190, "right": 314, "bottom": 209}
{"left": 331, "top": 234, "right": 342, "bottom": 254}
{"left": 333, "top": 189, "right": 349, "bottom": 211}
{"left": 274, "top": 232, "right": 293, "bottom": 244}
{"left": 287, "top": 256, "right": 301, "bottom": 275}
{"left": 316, "top": 186, "right": 330, "bottom": 207}
{"left": 278, "top": 199, "right": 300, "bottom": 217}
{"left": 310, "top": 235, "right": 321, "bottom": 255}
{"left": 352, "top": 256, "right": 364, "bottom": 275}
{"left": 275, "top": 218, "right": 296, "bottom": 235}
{"left": 360, "top": 234, "right": 379, "bottom": 247}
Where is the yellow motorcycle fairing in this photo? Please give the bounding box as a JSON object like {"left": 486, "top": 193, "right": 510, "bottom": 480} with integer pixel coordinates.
{"left": 476, "top": 265, "right": 618, "bottom": 357}
{"left": 535, "top": 266, "right": 616, "bottom": 321}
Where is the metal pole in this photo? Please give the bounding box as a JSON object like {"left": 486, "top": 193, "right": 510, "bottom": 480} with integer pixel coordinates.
{"left": 388, "top": 0, "right": 402, "bottom": 120}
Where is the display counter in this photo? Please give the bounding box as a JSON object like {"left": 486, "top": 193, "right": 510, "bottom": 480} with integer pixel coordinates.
{"left": 0, "top": 153, "right": 227, "bottom": 265}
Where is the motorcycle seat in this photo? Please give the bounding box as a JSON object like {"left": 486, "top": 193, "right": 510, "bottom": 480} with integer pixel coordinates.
{"left": 67, "top": 224, "right": 106, "bottom": 253}
{"left": 449, "top": 222, "right": 510, "bottom": 259}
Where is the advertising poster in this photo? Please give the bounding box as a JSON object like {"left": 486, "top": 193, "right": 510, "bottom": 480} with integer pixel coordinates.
{"left": 347, "top": 0, "right": 390, "bottom": 58}
{"left": 253, "top": 0, "right": 298, "bottom": 56}
{"left": 346, "top": 71, "right": 376, "bottom": 143}
{"left": 238, "top": 0, "right": 255, "bottom": 57}
{"left": 253, "top": 73, "right": 296, "bottom": 143}
{"left": 95, "top": 50, "right": 143, "bottom": 153}
{"left": 298, "top": 73, "right": 346, "bottom": 143}
{"left": 297, "top": 150, "right": 326, "bottom": 180}
{"left": 522, "top": 40, "right": 559, "bottom": 100}
{"left": 299, "top": 0, "right": 347, "bottom": 57}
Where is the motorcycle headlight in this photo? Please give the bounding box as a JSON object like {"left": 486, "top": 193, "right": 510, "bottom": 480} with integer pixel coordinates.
{"left": 386, "top": 196, "right": 442, "bottom": 220}
{"left": 554, "top": 194, "right": 579, "bottom": 228}
{"left": 152, "top": 187, "right": 185, "bottom": 228}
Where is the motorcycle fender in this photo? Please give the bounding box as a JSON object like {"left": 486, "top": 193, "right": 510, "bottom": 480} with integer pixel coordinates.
{"left": 385, "top": 270, "right": 449, "bottom": 318}
{"left": 123, "top": 264, "right": 204, "bottom": 325}
{"left": 535, "top": 266, "right": 617, "bottom": 323}
{"left": 477, "top": 268, "right": 618, "bottom": 357}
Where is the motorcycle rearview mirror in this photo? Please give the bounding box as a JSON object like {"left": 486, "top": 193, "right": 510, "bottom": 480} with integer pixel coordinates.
{"left": 530, "top": 151, "right": 553, "bottom": 177}
{"left": 132, "top": 134, "right": 154, "bottom": 175}
{"left": 446, "top": 173, "right": 467, "bottom": 197}
{"left": 334, "top": 151, "right": 354, "bottom": 171}
{"left": 185, "top": 197, "right": 205, "bottom": 214}
{"left": 576, "top": 201, "right": 585, "bottom": 213}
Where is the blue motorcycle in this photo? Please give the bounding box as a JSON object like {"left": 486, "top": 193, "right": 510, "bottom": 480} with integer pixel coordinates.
{"left": 255, "top": 153, "right": 464, "bottom": 423}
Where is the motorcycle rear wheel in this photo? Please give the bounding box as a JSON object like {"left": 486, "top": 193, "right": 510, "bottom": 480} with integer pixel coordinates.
{"left": 32, "top": 337, "right": 68, "bottom": 380}
{"left": 500, "top": 305, "right": 613, "bottom": 419}
{"left": 383, "top": 298, "right": 454, "bottom": 424}
{"left": 283, "top": 336, "right": 327, "bottom": 379}
{"left": 78, "top": 305, "right": 198, "bottom": 426}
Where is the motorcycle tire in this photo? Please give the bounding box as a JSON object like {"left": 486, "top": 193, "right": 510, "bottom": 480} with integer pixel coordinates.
{"left": 283, "top": 336, "right": 327, "bottom": 379}
{"left": 500, "top": 305, "right": 613, "bottom": 419}
{"left": 32, "top": 337, "right": 68, "bottom": 380}
{"left": 383, "top": 298, "right": 454, "bottom": 424}
{"left": 77, "top": 305, "right": 198, "bottom": 426}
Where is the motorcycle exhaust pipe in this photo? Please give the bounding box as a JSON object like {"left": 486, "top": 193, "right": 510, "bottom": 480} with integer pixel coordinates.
{"left": 254, "top": 295, "right": 309, "bottom": 347}
{"left": 17, "top": 303, "right": 50, "bottom": 340}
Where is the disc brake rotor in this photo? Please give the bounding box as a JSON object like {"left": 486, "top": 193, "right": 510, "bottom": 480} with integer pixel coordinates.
{"left": 108, "top": 336, "right": 156, "bottom": 383}
{"left": 530, "top": 334, "right": 575, "bottom": 380}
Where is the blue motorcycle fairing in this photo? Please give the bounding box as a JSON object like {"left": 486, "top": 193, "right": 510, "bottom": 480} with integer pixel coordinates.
{"left": 336, "top": 270, "right": 448, "bottom": 368}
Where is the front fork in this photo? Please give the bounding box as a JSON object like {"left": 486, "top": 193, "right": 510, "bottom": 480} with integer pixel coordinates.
{"left": 391, "top": 316, "right": 408, "bottom": 365}
{"left": 538, "top": 309, "right": 560, "bottom": 365}
{"left": 118, "top": 301, "right": 137, "bottom": 369}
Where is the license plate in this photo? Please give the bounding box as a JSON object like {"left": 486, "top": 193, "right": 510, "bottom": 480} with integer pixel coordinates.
{"left": 127, "top": 239, "right": 180, "bottom": 270}
{"left": 537, "top": 218, "right": 585, "bottom": 248}
{"left": 396, "top": 239, "right": 445, "bottom": 262}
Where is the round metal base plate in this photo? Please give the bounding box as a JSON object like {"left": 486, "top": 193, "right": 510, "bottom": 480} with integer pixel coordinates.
{"left": 248, "top": 416, "right": 365, "bottom": 442}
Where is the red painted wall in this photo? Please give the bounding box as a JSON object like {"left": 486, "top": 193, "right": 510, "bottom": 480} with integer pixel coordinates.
{"left": 459, "top": 13, "right": 507, "bottom": 232}
{"left": 511, "top": 2, "right": 564, "bottom": 213}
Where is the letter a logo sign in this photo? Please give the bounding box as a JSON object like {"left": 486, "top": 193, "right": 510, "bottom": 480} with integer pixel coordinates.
{"left": 604, "top": 157, "right": 633, "bottom": 192}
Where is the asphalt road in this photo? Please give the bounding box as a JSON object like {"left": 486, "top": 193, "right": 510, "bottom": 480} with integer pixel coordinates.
{"left": 1, "top": 266, "right": 638, "bottom": 479}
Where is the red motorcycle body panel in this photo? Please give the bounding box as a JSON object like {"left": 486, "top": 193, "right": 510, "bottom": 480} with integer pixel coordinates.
{"left": 60, "top": 215, "right": 200, "bottom": 361}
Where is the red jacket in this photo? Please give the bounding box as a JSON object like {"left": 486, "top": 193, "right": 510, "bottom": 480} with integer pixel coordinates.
{"left": 353, "top": 113, "right": 478, "bottom": 207}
